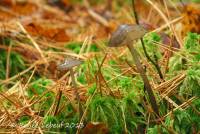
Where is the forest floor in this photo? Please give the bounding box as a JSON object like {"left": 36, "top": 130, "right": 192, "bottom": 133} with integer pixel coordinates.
{"left": 0, "top": 0, "right": 199, "bottom": 134}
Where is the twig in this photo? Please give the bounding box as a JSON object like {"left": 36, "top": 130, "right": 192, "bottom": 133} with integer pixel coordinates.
{"left": 0, "top": 61, "right": 41, "bottom": 85}
{"left": 146, "top": 0, "right": 183, "bottom": 47}
{"left": 132, "top": 0, "right": 164, "bottom": 81}
{"left": 163, "top": 97, "right": 197, "bottom": 118}
{"left": 6, "top": 44, "right": 12, "bottom": 79}
{"left": 84, "top": 0, "right": 109, "bottom": 27}
{"left": 54, "top": 80, "right": 66, "bottom": 115}
{"left": 2, "top": 104, "right": 20, "bottom": 134}
{"left": 150, "top": 16, "right": 183, "bottom": 33}
{"left": 16, "top": 22, "right": 48, "bottom": 63}
{"left": 76, "top": 83, "right": 98, "bottom": 134}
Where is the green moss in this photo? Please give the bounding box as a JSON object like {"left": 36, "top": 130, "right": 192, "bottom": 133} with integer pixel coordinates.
{"left": 87, "top": 84, "right": 96, "bottom": 95}
{"left": 65, "top": 42, "right": 99, "bottom": 54}
{"left": 28, "top": 78, "right": 53, "bottom": 97}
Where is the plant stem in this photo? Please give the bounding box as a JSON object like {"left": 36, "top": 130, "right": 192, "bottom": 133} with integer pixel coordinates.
{"left": 127, "top": 43, "right": 160, "bottom": 116}
{"left": 54, "top": 90, "right": 62, "bottom": 115}
{"left": 132, "top": 0, "right": 164, "bottom": 80}
{"left": 70, "top": 69, "right": 83, "bottom": 119}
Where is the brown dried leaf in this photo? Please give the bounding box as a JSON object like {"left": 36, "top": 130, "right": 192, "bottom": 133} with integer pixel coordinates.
{"left": 83, "top": 122, "right": 109, "bottom": 134}
{"left": 24, "top": 22, "right": 70, "bottom": 42}
{"left": 181, "top": 4, "right": 200, "bottom": 36}
{"left": 11, "top": 2, "right": 38, "bottom": 15}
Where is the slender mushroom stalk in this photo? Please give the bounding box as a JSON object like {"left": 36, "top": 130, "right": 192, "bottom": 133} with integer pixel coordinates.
{"left": 109, "top": 24, "right": 160, "bottom": 116}
{"left": 57, "top": 58, "right": 83, "bottom": 119}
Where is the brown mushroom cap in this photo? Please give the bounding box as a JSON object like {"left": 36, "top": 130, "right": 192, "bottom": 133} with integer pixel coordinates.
{"left": 108, "top": 24, "right": 147, "bottom": 47}
{"left": 57, "top": 58, "right": 83, "bottom": 70}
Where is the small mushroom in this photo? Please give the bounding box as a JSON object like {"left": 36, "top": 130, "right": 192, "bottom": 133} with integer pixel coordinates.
{"left": 108, "top": 24, "right": 159, "bottom": 116}
{"left": 57, "top": 58, "right": 83, "bottom": 118}
{"left": 57, "top": 58, "right": 83, "bottom": 71}
{"left": 109, "top": 24, "right": 147, "bottom": 47}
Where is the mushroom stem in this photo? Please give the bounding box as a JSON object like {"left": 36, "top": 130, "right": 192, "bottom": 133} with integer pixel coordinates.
{"left": 127, "top": 43, "right": 160, "bottom": 116}
{"left": 70, "top": 69, "right": 83, "bottom": 118}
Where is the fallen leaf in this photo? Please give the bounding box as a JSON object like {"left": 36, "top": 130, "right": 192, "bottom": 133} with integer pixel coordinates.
{"left": 181, "top": 4, "right": 200, "bottom": 36}
{"left": 83, "top": 122, "right": 109, "bottom": 134}
{"left": 11, "top": 1, "right": 38, "bottom": 15}
{"left": 24, "top": 22, "right": 70, "bottom": 42}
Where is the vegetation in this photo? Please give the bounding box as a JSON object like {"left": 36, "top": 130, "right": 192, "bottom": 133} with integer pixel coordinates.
{"left": 0, "top": 0, "right": 199, "bottom": 133}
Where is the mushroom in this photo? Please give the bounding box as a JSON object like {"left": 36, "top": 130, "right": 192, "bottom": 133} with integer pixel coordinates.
{"left": 57, "top": 58, "right": 83, "bottom": 118}
{"left": 108, "top": 24, "right": 159, "bottom": 116}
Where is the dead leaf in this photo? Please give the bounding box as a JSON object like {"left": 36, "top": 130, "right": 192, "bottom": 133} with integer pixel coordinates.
{"left": 0, "top": 0, "right": 13, "bottom": 6}
{"left": 83, "top": 122, "right": 109, "bottom": 134}
{"left": 24, "top": 22, "right": 70, "bottom": 42}
{"left": 181, "top": 4, "right": 200, "bottom": 36}
{"left": 11, "top": 1, "right": 38, "bottom": 15}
